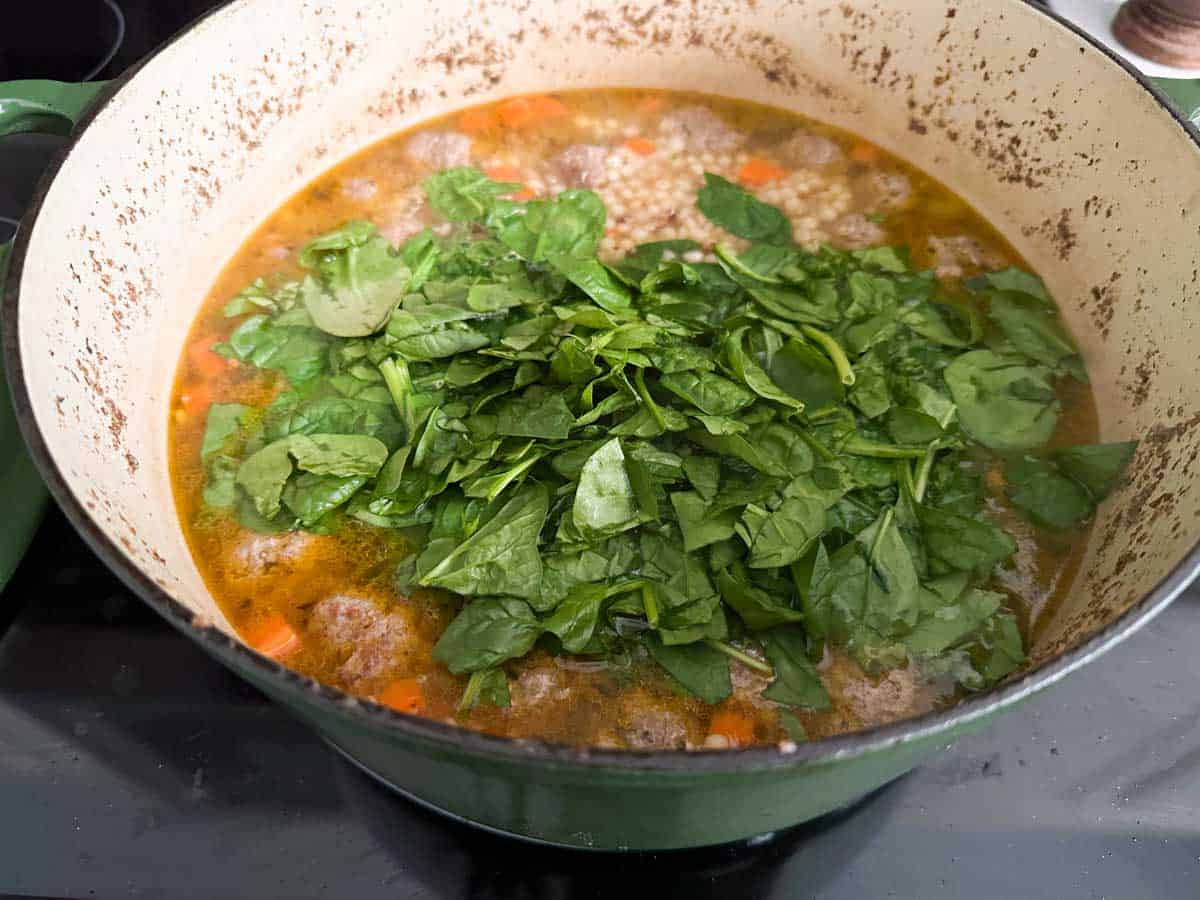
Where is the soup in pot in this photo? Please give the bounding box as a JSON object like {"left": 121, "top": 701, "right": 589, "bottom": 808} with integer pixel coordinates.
{"left": 169, "top": 90, "right": 1135, "bottom": 750}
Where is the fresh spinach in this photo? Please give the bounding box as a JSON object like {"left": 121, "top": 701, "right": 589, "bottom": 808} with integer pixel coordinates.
{"left": 218, "top": 314, "right": 331, "bottom": 385}
{"left": 494, "top": 387, "right": 576, "bottom": 439}
{"left": 917, "top": 505, "right": 1016, "bottom": 572}
{"left": 761, "top": 627, "right": 831, "bottom": 710}
{"left": 670, "top": 491, "right": 739, "bottom": 552}
{"left": 420, "top": 484, "right": 547, "bottom": 599}
{"left": 1053, "top": 441, "right": 1137, "bottom": 500}
{"left": 457, "top": 667, "right": 511, "bottom": 712}
{"left": 716, "top": 563, "right": 807, "bottom": 630}
{"left": 573, "top": 439, "right": 639, "bottom": 537}
{"left": 200, "top": 403, "right": 253, "bottom": 508}
{"left": 433, "top": 595, "right": 542, "bottom": 673}
{"left": 944, "top": 350, "right": 1059, "bottom": 452}
{"left": 424, "top": 167, "right": 522, "bottom": 222}
{"left": 385, "top": 304, "right": 492, "bottom": 360}
{"left": 1005, "top": 440, "right": 1136, "bottom": 530}
{"left": 735, "top": 497, "right": 825, "bottom": 569}
{"left": 645, "top": 634, "right": 732, "bottom": 704}
{"left": 659, "top": 370, "right": 755, "bottom": 416}
{"left": 298, "top": 222, "right": 413, "bottom": 337}
{"left": 201, "top": 164, "right": 1139, "bottom": 720}
{"left": 697, "top": 173, "right": 792, "bottom": 244}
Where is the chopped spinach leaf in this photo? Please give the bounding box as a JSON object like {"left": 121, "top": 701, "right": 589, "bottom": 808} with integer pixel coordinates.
{"left": 199, "top": 165, "right": 1134, "bottom": 719}
{"left": 645, "top": 633, "right": 732, "bottom": 704}
{"left": 696, "top": 173, "right": 791, "bottom": 244}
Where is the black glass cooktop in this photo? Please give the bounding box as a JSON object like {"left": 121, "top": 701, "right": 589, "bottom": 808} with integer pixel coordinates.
{"left": 2, "top": 4, "right": 1199, "bottom": 897}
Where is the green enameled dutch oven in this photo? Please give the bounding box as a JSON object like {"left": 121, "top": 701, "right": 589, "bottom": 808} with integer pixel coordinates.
{"left": 5, "top": 0, "right": 1200, "bottom": 850}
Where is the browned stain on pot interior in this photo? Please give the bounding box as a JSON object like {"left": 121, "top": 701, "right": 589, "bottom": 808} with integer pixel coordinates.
{"left": 399, "top": 0, "right": 853, "bottom": 108}
{"left": 420, "top": 26, "right": 517, "bottom": 82}
{"left": 828, "top": 1, "right": 1073, "bottom": 190}
{"left": 1123, "top": 355, "right": 1158, "bottom": 408}
{"left": 71, "top": 354, "right": 134, "bottom": 470}
{"left": 1020, "top": 208, "right": 1078, "bottom": 261}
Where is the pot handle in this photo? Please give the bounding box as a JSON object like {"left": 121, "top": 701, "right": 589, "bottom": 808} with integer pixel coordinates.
{"left": 0, "top": 79, "right": 109, "bottom": 139}
{"left": 0, "top": 80, "right": 107, "bottom": 588}
{"left": 0, "top": 79, "right": 109, "bottom": 281}
{"left": 1153, "top": 78, "right": 1200, "bottom": 129}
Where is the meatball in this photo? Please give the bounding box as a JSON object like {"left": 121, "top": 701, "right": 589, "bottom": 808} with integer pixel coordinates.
{"left": 510, "top": 661, "right": 571, "bottom": 707}
{"left": 929, "top": 235, "right": 1005, "bottom": 279}
{"left": 869, "top": 170, "right": 913, "bottom": 209}
{"left": 233, "top": 533, "right": 312, "bottom": 569}
{"left": 379, "top": 197, "right": 432, "bottom": 246}
{"left": 553, "top": 143, "right": 609, "bottom": 187}
{"left": 309, "top": 594, "right": 417, "bottom": 685}
{"left": 617, "top": 689, "right": 692, "bottom": 749}
{"left": 404, "top": 130, "right": 472, "bottom": 168}
{"left": 822, "top": 654, "right": 921, "bottom": 729}
{"left": 730, "top": 659, "right": 775, "bottom": 710}
{"left": 831, "top": 213, "right": 887, "bottom": 249}
{"left": 660, "top": 105, "right": 745, "bottom": 151}
{"left": 217, "top": 532, "right": 333, "bottom": 593}
{"left": 341, "top": 177, "right": 378, "bottom": 201}
{"left": 776, "top": 131, "right": 842, "bottom": 167}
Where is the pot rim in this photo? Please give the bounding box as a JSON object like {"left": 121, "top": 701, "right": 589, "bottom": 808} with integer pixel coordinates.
{"left": 4, "top": 0, "right": 1199, "bottom": 775}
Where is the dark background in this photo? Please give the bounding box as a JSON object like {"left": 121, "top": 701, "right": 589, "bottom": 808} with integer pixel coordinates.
{"left": 2, "top": 2, "right": 1199, "bottom": 898}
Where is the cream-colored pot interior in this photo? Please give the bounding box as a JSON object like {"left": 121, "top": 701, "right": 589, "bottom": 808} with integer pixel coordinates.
{"left": 15, "top": 0, "right": 1200, "bottom": 672}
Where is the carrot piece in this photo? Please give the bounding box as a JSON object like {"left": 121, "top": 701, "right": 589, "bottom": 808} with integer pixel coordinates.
{"left": 246, "top": 613, "right": 300, "bottom": 659}
{"left": 483, "top": 165, "right": 532, "bottom": 199}
{"left": 529, "top": 95, "right": 569, "bottom": 120}
{"left": 623, "top": 137, "right": 656, "bottom": 156}
{"left": 378, "top": 678, "right": 425, "bottom": 715}
{"left": 708, "top": 710, "right": 756, "bottom": 747}
{"left": 737, "top": 158, "right": 788, "bottom": 186}
{"left": 850, "top": 142, "right": 881, "bottom": 163}
{"left": 188, "top": 338, "right": 227, "bottom": 379}
{"left": 179, "top": 383, "right": 213, "bottom": 416}
{"left": 458, "top": 107, "right": 498, "bottom": 134}
{"left": 485, "top": 163, "right": 523, "bottom": 182}
{"left": 496, "top": 94, "right": 569, "bottom": 129}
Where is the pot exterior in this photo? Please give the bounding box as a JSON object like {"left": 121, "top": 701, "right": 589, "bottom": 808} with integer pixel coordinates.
{"left": 7, "top": 0, "right": 1200, "bottom": 848}
{"left": 236, "top": 660, "right": 986, "bottom": 850}
{"left": 315, "top": 724, "right": 932, "bottom": 850}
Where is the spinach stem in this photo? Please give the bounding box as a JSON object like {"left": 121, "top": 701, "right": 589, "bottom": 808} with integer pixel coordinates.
{"left": 633, "top": 368, "right": 668, "bottom": 430}
{"left": 843, "top": 436, "right": 928, "bottom": 459}
{"left": 705, "top": 639, "right": 774, "bottom": 676}
{"left": 379, "top": 357, "right": 415, "bottom": 432}
{"left": 796, "top": 428, "right": 837, "bottom": 462}
{"left": 800, "top": 325, "right": 856, "bottom": 386}
{"left": 714, "top": 243, "right": 782, "bottom": 284}
{"left": 642, "top": 583, "right": 660, "bottom": 629}
{"left": 912, "top": 447, "right": 937, "bottom": 503}
{"left": 474, "top": 453, "right": 543, "bottom": 502}
{"left": 868, "top": 507, "right": 895, "bottom": 562}
{"left": 457, "top": 670, "right": 485, "bottom": 714}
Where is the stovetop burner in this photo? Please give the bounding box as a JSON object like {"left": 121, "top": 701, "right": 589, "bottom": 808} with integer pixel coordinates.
{"left": 2, "top": 1, "right": 125, "bottom": 83}
{"left": 2, "top": 3, "right": 1199, "bottom": 897}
